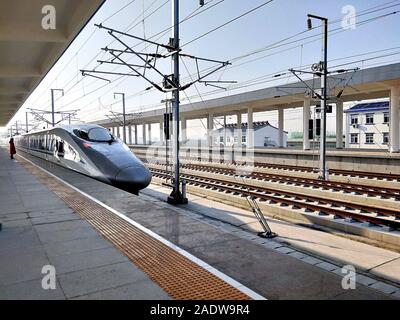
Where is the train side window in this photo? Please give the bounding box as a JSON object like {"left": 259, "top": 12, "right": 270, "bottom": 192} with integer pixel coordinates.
{"left": 73, "top": 129, "right": 89, "bottom": 140}
{"left": 48, "top": 137, "right": 54, "bottom": 152}
{"left": 58, "top": 141, "right": 65, "bottom": 157}
{"left": 64, "top": 142, "right": 80, "bottom": 162}
{"left": 39, "top": 136, "right": 44, "bottom": 150}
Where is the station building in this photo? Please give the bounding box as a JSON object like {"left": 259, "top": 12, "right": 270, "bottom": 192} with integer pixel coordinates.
{"left": 345, "top": 101, "right": 391, "bottom": 149}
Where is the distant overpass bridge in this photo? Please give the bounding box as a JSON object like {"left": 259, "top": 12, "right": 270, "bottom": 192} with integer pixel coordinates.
{"left": 95, "top": 62, "right": 400, "bottom": 153}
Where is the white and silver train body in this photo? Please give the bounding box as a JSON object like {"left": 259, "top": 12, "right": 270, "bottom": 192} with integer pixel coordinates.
{"left": 15, "top": 124, "right": 152, "bottom": 194}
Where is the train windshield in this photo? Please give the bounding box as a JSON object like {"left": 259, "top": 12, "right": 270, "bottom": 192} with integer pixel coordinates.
{"left": 87, "top": 128, "right": 113, "bottom": 142}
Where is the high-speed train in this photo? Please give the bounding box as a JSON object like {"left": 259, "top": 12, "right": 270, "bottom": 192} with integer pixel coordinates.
{"left": 15, "top": 124, "right": 152, "bottom": 194}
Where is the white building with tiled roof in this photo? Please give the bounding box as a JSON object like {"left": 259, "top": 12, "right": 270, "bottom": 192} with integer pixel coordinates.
{"left": 213, "top": 121, "right": 288, "bottom": 147}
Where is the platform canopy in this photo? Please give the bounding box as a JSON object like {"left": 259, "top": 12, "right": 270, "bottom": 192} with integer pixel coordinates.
{"left": 0, "top": 0, "right": 105, "bottom": 127}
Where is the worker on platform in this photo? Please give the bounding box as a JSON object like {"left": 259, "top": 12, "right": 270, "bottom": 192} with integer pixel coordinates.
{"left": 9, "top": 137, "right": 16, "bottom": 160}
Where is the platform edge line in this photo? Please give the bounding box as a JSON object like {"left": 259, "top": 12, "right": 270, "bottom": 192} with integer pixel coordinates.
{"left": 18, "top": 154, "right": 266, "bottom": 301}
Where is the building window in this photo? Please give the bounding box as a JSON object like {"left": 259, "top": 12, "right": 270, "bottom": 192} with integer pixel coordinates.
{"left": 242, "top": 135, "right": 247, "bottom": 143}
{"left": 350, "top": 114, "right": 358, "bottom": 125}
{"left": 383, "top": 133, "right": 389, "bottom": 145}
{"left": 220, "top": 136, "right": 224, "bottom": 143}
{"left": 366, "top": 114, "right": 374, "bottom": 125}
{"left": 384, "top": 113, "right": 390, "bottom": 124}
{"left": 350, "top": 133, "right": 359, "bottom": 144}
{"left": 365, "top": 133, "right": 374, "bottom": 144}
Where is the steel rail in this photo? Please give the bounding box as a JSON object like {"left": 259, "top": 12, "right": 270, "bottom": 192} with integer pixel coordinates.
{"left": 150, "top": 168, "right": 400, "bottom": 230}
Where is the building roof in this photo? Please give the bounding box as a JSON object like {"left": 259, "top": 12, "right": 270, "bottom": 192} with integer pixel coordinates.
{"left": 215, "top": 121, "right": 288, "bottom": 134}
{"left": 223, "top": 121, "right": 271, "bottom": 129}
{"left": 344, "top": 101, "right": 389, "bottom": 113}
{"left": 0, "top": 0, "right": 105, "bottom": 126}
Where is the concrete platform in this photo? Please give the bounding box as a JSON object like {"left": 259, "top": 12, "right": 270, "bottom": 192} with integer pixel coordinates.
{"left": 0, "top": 147, "right": 170, "bottom": 300}
{"left": 5, "top": 148, "right": 399, "bottom": 300}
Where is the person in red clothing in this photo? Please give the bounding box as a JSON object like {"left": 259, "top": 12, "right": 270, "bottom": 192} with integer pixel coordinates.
{"left": 9, "top": 137, "right": 16, "bottom": 160}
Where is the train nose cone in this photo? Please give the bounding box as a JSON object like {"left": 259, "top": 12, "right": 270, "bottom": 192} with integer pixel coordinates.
{"left": 115, "top": 166, "right": 152, "bottom": 192}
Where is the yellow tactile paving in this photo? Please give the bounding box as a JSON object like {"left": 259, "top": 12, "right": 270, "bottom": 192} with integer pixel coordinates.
{"left": 17, "top": 156, "right": 250, "bottom": 300}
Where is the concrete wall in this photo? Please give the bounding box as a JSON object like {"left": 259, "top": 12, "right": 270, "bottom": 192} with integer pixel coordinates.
{"left": 130, "top": 145, "right": 400, "bottom": 175}
{"left": 214, "top": 126, "right": 288, "bottom": 147}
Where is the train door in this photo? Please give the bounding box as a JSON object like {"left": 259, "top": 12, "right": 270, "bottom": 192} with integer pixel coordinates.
{"left": 45, "top": 132, "right": 49, "bottom": 161}
{"left": 55, "top": 137, "right": 65, "bottom": 161}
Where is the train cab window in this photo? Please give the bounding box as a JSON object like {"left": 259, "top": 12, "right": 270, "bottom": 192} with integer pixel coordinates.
{"left": 74, "top": 127, "right": 113, "bottom": 142}
{"left": 73, "top": 129, "right": 89, "bottom": 140}
{"left": 88, "top": 128, "right": 113, "bottom": 142}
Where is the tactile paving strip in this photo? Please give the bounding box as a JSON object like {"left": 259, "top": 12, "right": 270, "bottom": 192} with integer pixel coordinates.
{"left": 17, "top": 156, "right": 250, "bottom": 300}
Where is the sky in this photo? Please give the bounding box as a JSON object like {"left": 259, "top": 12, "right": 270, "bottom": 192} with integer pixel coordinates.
{"left": 2, "top": 0, "right": 400, "bottom": 138}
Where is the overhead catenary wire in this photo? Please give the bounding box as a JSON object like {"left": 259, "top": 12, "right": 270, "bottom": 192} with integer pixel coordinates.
{"left": 122, "top": 51, "right": 400, "bottom": 114}
{"left": 55, "top": 0, "right": 223, "bottom": 112}
{"left": 31, "top": 0, "right": 171, "bottom": 114}
{"left": 182, "top": 0, "right": 275, "bottom": 48}
{"left": 27, "top": 0, "right": 400, "bottom": 117}
{"left": 24, "top": 1, "right": 400, "bottom": 126}
{"left": 91, "top": 10, "right": 400, "bottom": 114}
{"left": 26, "top": 0, "right": 141, "bottom": 110}
{"left": 122, "top": 4, "right": 400, "bottom": 104}
{"left": 45, "top": 3, "right": 400, "bottom": 110}
{"left": 58, "top": 0, "right": 227, "bottom": 113}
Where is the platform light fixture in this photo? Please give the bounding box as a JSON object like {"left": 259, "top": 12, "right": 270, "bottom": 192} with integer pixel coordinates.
{"left": 307, "top": 17, "right": 313, "bottom": 30}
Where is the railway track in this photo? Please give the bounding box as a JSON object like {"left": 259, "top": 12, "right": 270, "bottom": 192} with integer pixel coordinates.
{"left": 141, "top": 158, "right": 400, "bottom": 200}
{"left": 149, "top": 168, "right": 400, "bottom": 231}
{"left": 133, "top": 150, "right": 400, "bottom": 182}
{"left": 180, "top": 163, "right": 400, "bottom": 200}
{"left": 253, "top": 162, "right": 400, "bottom": 182}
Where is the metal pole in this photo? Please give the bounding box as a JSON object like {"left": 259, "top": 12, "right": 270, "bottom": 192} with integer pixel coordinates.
{"left": 26, "top": 112, "right": 29, "bottom": 133}
{"left": 123, "top": 93, "right": 126, "bottom": 143}
{"left": 168, "top": 0, "right": 187, "bottom": 204}
{"left": 308, "top": 14, "right": 328, "bottom": 180}
{"left": 51, "top": 89, "right": 64, "bottom": 127}
{"left": 114, "top": 92, "right": 126, "bottom": 143}
{"left": 51, "top": 89, "right": 55, "bottom": 127}
{"left": 320, "top": 18, "right": 328, "bottom": 180}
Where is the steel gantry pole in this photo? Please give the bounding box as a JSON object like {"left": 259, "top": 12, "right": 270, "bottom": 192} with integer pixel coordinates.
{"left": 114, "top": 92, "right": 126, "bottom": 144}
{"left": 320, "top": 17, "right": 328, "bottom": 180}
{"left": 25, "top": 112, "right": 29, "bottom": 133}
{"left": 308, "top": 14, "right": 328, "bottom": 180}
{"left": 168, "top": 0, "right": 187, "bottom": 204}
{"left": 51, "top": 89, "right": 64, "bottom": 127}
